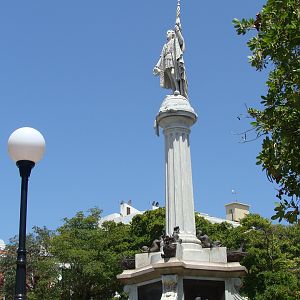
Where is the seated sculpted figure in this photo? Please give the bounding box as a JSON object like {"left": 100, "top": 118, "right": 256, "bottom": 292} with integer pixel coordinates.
{"left": 153, "top": 19, "right": 188, "bottom": 99}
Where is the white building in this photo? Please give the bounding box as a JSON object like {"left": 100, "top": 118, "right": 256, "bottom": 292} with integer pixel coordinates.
{"left": 0, "top": 240, "right": 5, "bottom": 252}
{"left": 99, "top": 200, "right": 249, "bottom": 228}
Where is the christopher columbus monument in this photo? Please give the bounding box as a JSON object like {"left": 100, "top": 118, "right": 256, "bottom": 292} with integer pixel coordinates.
{"left": 118, "top": 1, "right": 247, "bottom": 299}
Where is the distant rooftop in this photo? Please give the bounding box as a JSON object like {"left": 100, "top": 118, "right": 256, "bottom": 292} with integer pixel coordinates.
{"left": 225, "top": 202, "right": 250, "bottom": 208}
{"left": 99, "top": 200, "right": 246, "bottom": 228}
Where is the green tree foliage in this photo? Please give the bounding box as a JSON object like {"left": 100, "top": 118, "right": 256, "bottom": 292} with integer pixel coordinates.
{"left": 1, "top": 209, "right": 299, "bottom": 299}
{"left": 130, "top": 208, "right": 165, "bottom": 249}
{"left": 131, "top": 211, "right": 300, "bottom": 298}
{"left": 0, "top": 209, "right": 136, "bottom": 300}
{"left": 233, "top": 0, "right": 300, "bottom": 223}
{"left": 238, "top": 214, "right": 300, "bottom": 299}
{"left": 195, "top": 213, "right": 300, "bottom": 299}
{"left": 0, "top": 227, "right": 60, "bottom": 300}
{"left": 195, "top": 214, "right": 241, "bottom": 250}
{"left": 51, "top": 208, "right": 136, "bottom": 299}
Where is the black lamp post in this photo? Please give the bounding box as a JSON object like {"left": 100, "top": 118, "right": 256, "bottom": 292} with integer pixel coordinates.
{"left": 8, "top": 127, "right": 46, "bottom": 300}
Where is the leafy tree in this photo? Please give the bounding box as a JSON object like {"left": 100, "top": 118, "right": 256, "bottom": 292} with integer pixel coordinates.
{"left": 131, "top": 210, "right": 300, "bottom": 298}
{"left": 233, "top": 0, "right": 300, "bottom": 223}
{"left": 0, "top": 209, "right": 136, "bottom": 300}
{"left": 2, "top": 209, "right": 299, "bottom": 299}
{"left": 0, "top": 227, "right": 60, "bottom": 300}
{"left": 130, "top": 208, "right": 165, "bottom": 249}
{"left": 236, "top": 214, "right": 300, "bottom": 299}
{"left": 51, "top": 208, "right": 136, "bottom": 300}
{"left": 195, "top": 214, "right": 241, "bottom": 250}
{"left": 195, "top": 213, "right": 300, "bottom": 299}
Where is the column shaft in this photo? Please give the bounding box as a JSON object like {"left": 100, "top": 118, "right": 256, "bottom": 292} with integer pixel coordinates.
{"left": 164, "top": 126, "right": 196, "bottom": 238}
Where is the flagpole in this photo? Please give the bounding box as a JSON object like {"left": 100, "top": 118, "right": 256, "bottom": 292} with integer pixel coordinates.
{"left": 173, "top": 0, "right": 181, "bottom": 90}
{"left": 176, "top": 0, "right": 181, "bottom": 20}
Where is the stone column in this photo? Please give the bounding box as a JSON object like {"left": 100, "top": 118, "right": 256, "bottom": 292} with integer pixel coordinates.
{"left": 157, "top": 94, "right": 200, "bottom": 245}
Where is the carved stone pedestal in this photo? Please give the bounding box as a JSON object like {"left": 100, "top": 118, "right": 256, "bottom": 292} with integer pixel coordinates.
{"left": 118, "top": 249, "right": 246, "bottom": 300}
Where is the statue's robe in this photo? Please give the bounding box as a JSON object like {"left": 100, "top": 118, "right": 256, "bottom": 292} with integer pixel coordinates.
{"left": 158, "top": 36, "right": 188, "bottom": 99}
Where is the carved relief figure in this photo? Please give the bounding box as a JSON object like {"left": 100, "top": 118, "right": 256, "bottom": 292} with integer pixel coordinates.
{"left": 161, "top": 275, "right": 178, "bottom": 300}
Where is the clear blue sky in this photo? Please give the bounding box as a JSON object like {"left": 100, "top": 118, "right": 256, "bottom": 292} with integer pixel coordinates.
{"left": 0, "top": 0, "right": 275, "bottom": 243}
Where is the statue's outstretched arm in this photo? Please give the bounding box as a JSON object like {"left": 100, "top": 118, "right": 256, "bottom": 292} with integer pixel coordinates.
{"left": 175, "top": 25, "right": 185, "bottom": 52}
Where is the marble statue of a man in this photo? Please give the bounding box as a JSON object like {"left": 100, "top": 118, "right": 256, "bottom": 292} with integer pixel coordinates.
{"left": 153, "top": 20, "right": 188, "bottom": 99}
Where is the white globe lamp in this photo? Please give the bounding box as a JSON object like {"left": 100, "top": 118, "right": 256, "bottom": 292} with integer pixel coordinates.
{"left": 8, "top": 127, "right": 45, "bottom": 163}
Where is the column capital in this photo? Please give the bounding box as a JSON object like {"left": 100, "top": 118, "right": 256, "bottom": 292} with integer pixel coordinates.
{"left": 156, "top": 95, "right": 197, "bottom": 130}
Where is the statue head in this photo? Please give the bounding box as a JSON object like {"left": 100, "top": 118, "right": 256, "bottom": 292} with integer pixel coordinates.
{"left": 166, "top": 30, "right": 175, "bottom": 41}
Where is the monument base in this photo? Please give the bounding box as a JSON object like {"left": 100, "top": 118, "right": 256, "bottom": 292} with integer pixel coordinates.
{"left": 118, "top": 246, "right": 247, "bottom": 300}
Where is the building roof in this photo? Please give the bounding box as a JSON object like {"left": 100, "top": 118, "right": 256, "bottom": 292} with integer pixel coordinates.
{"left": 99, "top": 203, "right": 241, "bottom": 228}
{"left": 225, "top": 202, "right": 250, "bottom": 208}
{"left": 197, "top": 213, "right": 240, "bottom": 227}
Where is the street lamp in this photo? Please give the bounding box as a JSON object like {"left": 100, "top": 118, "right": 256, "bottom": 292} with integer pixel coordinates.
{"left": 8, "top": 127, "right": 45, "bottom": 300}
